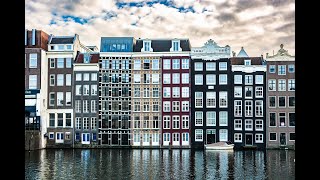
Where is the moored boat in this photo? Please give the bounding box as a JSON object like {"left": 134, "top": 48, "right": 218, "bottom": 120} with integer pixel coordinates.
{"left": 205, "top": 141, "right": 234, "bottom": 150}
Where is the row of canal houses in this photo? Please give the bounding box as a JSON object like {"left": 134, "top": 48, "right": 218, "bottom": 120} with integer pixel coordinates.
{"left": 25, "top": 29, "right": 295, "bottom": 150}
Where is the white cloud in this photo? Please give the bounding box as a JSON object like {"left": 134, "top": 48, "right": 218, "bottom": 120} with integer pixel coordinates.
{"left": 25, "top": 0, "right": 295, "bottom": 56}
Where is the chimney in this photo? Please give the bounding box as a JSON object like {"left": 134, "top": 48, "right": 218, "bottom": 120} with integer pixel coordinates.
{"left": 232, "top": 51, "right": 236, "bottom": 57}
{"left": 266, "top": 53, "right": 269, "bottom": 58}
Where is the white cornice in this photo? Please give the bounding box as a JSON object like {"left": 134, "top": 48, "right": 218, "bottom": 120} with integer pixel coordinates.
{"left": 232, "top": 65, "right": 267, "bottom": 72}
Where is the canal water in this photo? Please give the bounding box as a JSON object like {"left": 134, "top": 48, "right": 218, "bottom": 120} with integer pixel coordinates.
{"left": 25, "top": 149, "right": 295, "bottom": 179}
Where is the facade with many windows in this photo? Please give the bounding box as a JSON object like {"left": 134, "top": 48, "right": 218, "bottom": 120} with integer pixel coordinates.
{"left": 230, "top": 48, "right": 267, "bottom": 149}
{"left": 131, "top": 41, "right": 162, "bottom": 147}
{"left": 46, "top": 34, "right": 93, "bottom": 148}
{"left": 266, "top": 44, "right": 295, "bottom": 149}
{"left": 151, "top": 39, "right": 192, "bottom": 148}
{"left": 190, "top": 39, "right": 232, "bottom": 149}
{"left": 25, "top": 29, "right": 49, "bottom": 150}
{"left": 98, "top": 37, "right": 134, "bottom": 147}
{"left": 73, "top": 53, "right": 99, "bottom": 147}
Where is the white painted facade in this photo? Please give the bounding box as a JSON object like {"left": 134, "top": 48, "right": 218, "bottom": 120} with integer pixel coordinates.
{"left": 39, "top": 49, "right": 48, "bottom": 149}
{"left": 191, "top": 39, "right": 231, "bottom": 60}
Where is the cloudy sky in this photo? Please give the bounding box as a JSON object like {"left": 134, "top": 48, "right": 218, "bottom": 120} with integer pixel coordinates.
{"left": 26, "top": 0, "right": 295, "bottom": 56}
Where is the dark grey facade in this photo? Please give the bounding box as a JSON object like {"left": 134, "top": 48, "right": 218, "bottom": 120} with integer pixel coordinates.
{"left": 191, "top": 58, "right": 233, "bottom": 149}
{"left": 73, "top": 53, "right": 100, "bottom": 147}
{"left": 230, "top": 57, "right": 267, "bottom": 150}
{"left": 99, "top": 54, "right": 132, "bottom": 147}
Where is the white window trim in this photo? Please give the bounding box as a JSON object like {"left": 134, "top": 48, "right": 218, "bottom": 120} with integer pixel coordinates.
{"left": 255, "top": 87, "right": 263, "bottom": 98}
{"left": 255, "top": 119, "right": 263, "bottom": 131}
{"left": 288, "top": 79, "right": 295, "bottom": 91}
{"left": 288, "top": 96, "right": 295, "bottom": 108}
{"left": 269, "top": 132, "right": 277, "bottom": 141}
{"left": 268, "top": 79, "right": 276, "bottom": 91}
{"left": 195, "top": 129, "right": 203, "bottom": 142}
{"left": 49, "top": 132, "right": 54, "bottom": 140}
{"left": 269, "top": 112, "right": 277, "bottom": 127}
{"left": 234, "top": 87, "right": 242, "bottom": 98}
{"left": 278, "top": 65, "right": 286, "bottom": 75}
{"left": 269, "top": 96, "right": 276, "bottom": 108}
{"left": 279, "top": 112, "right": 286, "bottom": 127}
{"left": 194, "top": 62, "right": 203, "bottom": 71}
{"left": 289, "top": 133, "right": 295, "bottom": 141}
{"left": 234, "top": 119, "right": 242, "bottom": 131}
{"left": 234, "top": 133, "right": 242, "bottom": 143}
{"left": 195, "top": 75, "right": 203, "bottom": 85}
{"left": 195, "top": 111, "right": 203, "bottom": 126}
{"left": 255, "top": 75, "right": 264, "bottom": 84}
{"left": 219, "top": 62, "right": 227, "bottom": 71}
{"left": 255, "top": 134, "right": 263, "bottom": 143}
{"left": 206, "top": 62, "right": 216, "bottom": 71}
{"left": 269, "top": 65, "right": 276, "bottom": 73}
{"left": 245, "top": 119, "right": 253, "bottom": 131}
{"left": 245, "top": 75, "right": 253, "bottom": 85}
{"left": 219, "top": 74, "right": 228, "bottom": 85}
{"left": 278, "top": 79, "right": 286, "bottom": 91}
{"left": 278, "top": 96, "right": 286, "bottom": 108}
{"left": 195, "top": 92, "right": 203, "bottom": 108}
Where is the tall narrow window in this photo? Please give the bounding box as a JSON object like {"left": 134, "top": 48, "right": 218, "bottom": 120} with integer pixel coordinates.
{"left": 219, "top": 111, "right": 228, "bottom": 126}
{"left": 66, "top": 92, "right": 71, "bottom": 106}
{"left": 219, "top": 91, "right": 227, "bottom": 108}
{"left": 29, "top": 54, "right": 37, "bottom": 68}
{"left": 195, "top": 92, "right": 203, "bottom": 107}
{"left": 182, "top": 59, "right": 189, "bottom": 69}
{"left": 29, "top": 75, "right": 37, "bottom": 89}
{"left": 234, "top": 100, "right": 242, "bottom": 117}
{"left": 206, "top": 92, "right": 216, "bottom": 108}
{"left": 195, "top": 111, "right": 203, "bottom": 126}
{"left": 207, "top": 111, "right": 216, "bottom": 126}
{"left": 66, "top": 74, "right": 71, "bottom": 86}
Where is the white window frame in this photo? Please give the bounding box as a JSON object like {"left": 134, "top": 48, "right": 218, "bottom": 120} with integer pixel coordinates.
{"left": 206, "top": 62, "right": 216, "bottom": 71}
{"left": 219, "top": 111, "right": 228, "bottom": 126}
{"left": 163, "top": 101, "right": 170, "bottom": 112}
{"left": 206, "top": 74, "right": 216, "bottom": 85}
{"left": 245, "top": 75, "right": 253, "bottom": 85}
{"left": 255, "top": 119, "right": 263, "bottom": 131}
{"left": 163, "top": 59, "right": 171, "bottom": 70}
{"left": 234, "top": 100, "right": 242, "bottom": 117}
{"left": 195, "top": 111, "right": 203, "bottom": 126}
{"left": 206, "top": 92, "right": 216, "bottom": 108}
{"left": 234, "top": 119, "right": 242, "bottom": 130}
{"left": 255, "top": 100, "right": 263, "bottom": 117}
{"left": 195, "top": 129, "right": 203, "bottom": 142}
{"left": 57, "top": 92, "right": 64, "bottom": 106}
{"left": 255, "top": 87, "right": 263, "bottom": 98}
{"left": 245, "top": 100, "right": 253, "bottom": 117}
{"left": 172, "top": 59, "right": 180, "bottom": 69}
{"left": 182, "top": 116, "right": 189, "bottom": 129}
{"left": 219, "top": 129, "right": 228, "bottom": 141}
{"left": 219, "top": 74, "right": 227, "bottom": 85}
{"left": 278, "top": 96, "right": 286, "bottom": 108}
{"left": 195, "top": 92, "right": 203, "bottom": 108}
{"left": 255, "top": 75, "right": 263, "bottom": 84}
{"left": 172, "top": 116, "right": 180, "bottom": 129}
{"left": 268, "top": 79, "right": 276, "bottom": 91}
{"left": 182, "top": 87, "right": 189, "bottom": 98}
{"left": 288, "top": 79, "right": 295, "bottom": 91}
{"left": 182, "top": 73, "right": 189, "bottom": 84}
{"left": 163, "top": 116, "right": 170, "bottom": 129}
{"left": 172, "top": 87, "right": 180, "bottom": 98}
{"left": 288, "top": 64, "right": 295, "bottom": 73}
{"left": 245, "top": 86, "right": 253, "bottom": 98}
{"left": 182, "top": 59, "right": 189, "bottom": 69}
{"left": 172, "top": 73, "right": 180, "bottom": 84}
{"left": 219, "top": 62, "right": 227, "bottom": 71}
{"left": 57, "top": 74, "right": 64, "bottom": 86}
{"left": 234, "top": 133, "right": 242, "bottom": 142}
{"left": 206, "top": 111, "right": 216, "bottom": 126}
{"left": 269, "top": 132, "right": 277, "bottom": 141}
{"left": 278, "top": 65, "right": 286, "bottom": 75}
{"left": 245, "top": 119, "right": 253, "bottom": 131}
{"left": 152, "top": 74, "right": 159, "bottom": 84}
{"left": 163, "top": 74, "right": 171, "bottom": 84}
{"left": 219, "top": 91, "right": 228, "bottom": 108}
{"left": 195, "top": 75, "right": 203, "bottom": 85}
{"left": 234, "top": 75, "right": 242, "bottom": 84}
{"left": 66, "top": 74, "right": 71, "bottom": 86}
{"left": 194, "top": 62, "right": 203, "bottom": 71}
{"left": 29, "top": 53, "right": 38, "bottom": 68}
{"left": 163, "top": 87, "right": 171, "bottom": 98}
{"left": 269, "top": 65, "right": 275, "bottom": 73}
{"left": 134, "top": 60, "right": 141, "bottom": 70}
{"left": 182, "top": 101, "right": 189, "bottom": 112}
{"left": 255, "top": 134, "right": 263, "bottom": 143}
{"left": 234, "top": 87, "right": 242, "bottom": 98}
{"left": 278, "top": 79, "right": 286, "bottom": 91}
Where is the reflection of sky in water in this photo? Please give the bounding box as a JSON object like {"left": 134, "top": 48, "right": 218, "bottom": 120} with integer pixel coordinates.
{"left": 25, "top": 149, "right": 295, "bottom": 180}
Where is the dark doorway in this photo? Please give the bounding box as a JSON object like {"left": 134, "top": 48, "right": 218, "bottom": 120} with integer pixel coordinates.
{"left": 122, "top": 134, "right": 129, "bottom": 145}
{"left": 102, "top": 134, "right": 108, "bottom": 145}
{"left": 280, "top": 133, "right": 286, "bottom": 145}
{"left": 245, "top": 134, "right": 253, "bottom": 146}
{"left": 112, "top": 134, "right": 118, "bottom": 145}
{"left": 206, "top": 130, "right": 216, "bottom": 144}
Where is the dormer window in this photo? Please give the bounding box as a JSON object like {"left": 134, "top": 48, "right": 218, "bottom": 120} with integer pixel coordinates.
{"left": 144, "top": 41, "right": 150, "bottom": 51}
{"left": 244, "top": 60, "right": 251, "bottom": 66}
{"left": 173, "top": 42, "right": 179, "bottom": 51}
{"left": 171, "top": 40, "right": 181, "bottom": 52}
{"left": 66, "top": 45, "right": 72, "bottom": 50}
{"left": 58, "top": 45, "right": 64, "bottom": 50}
